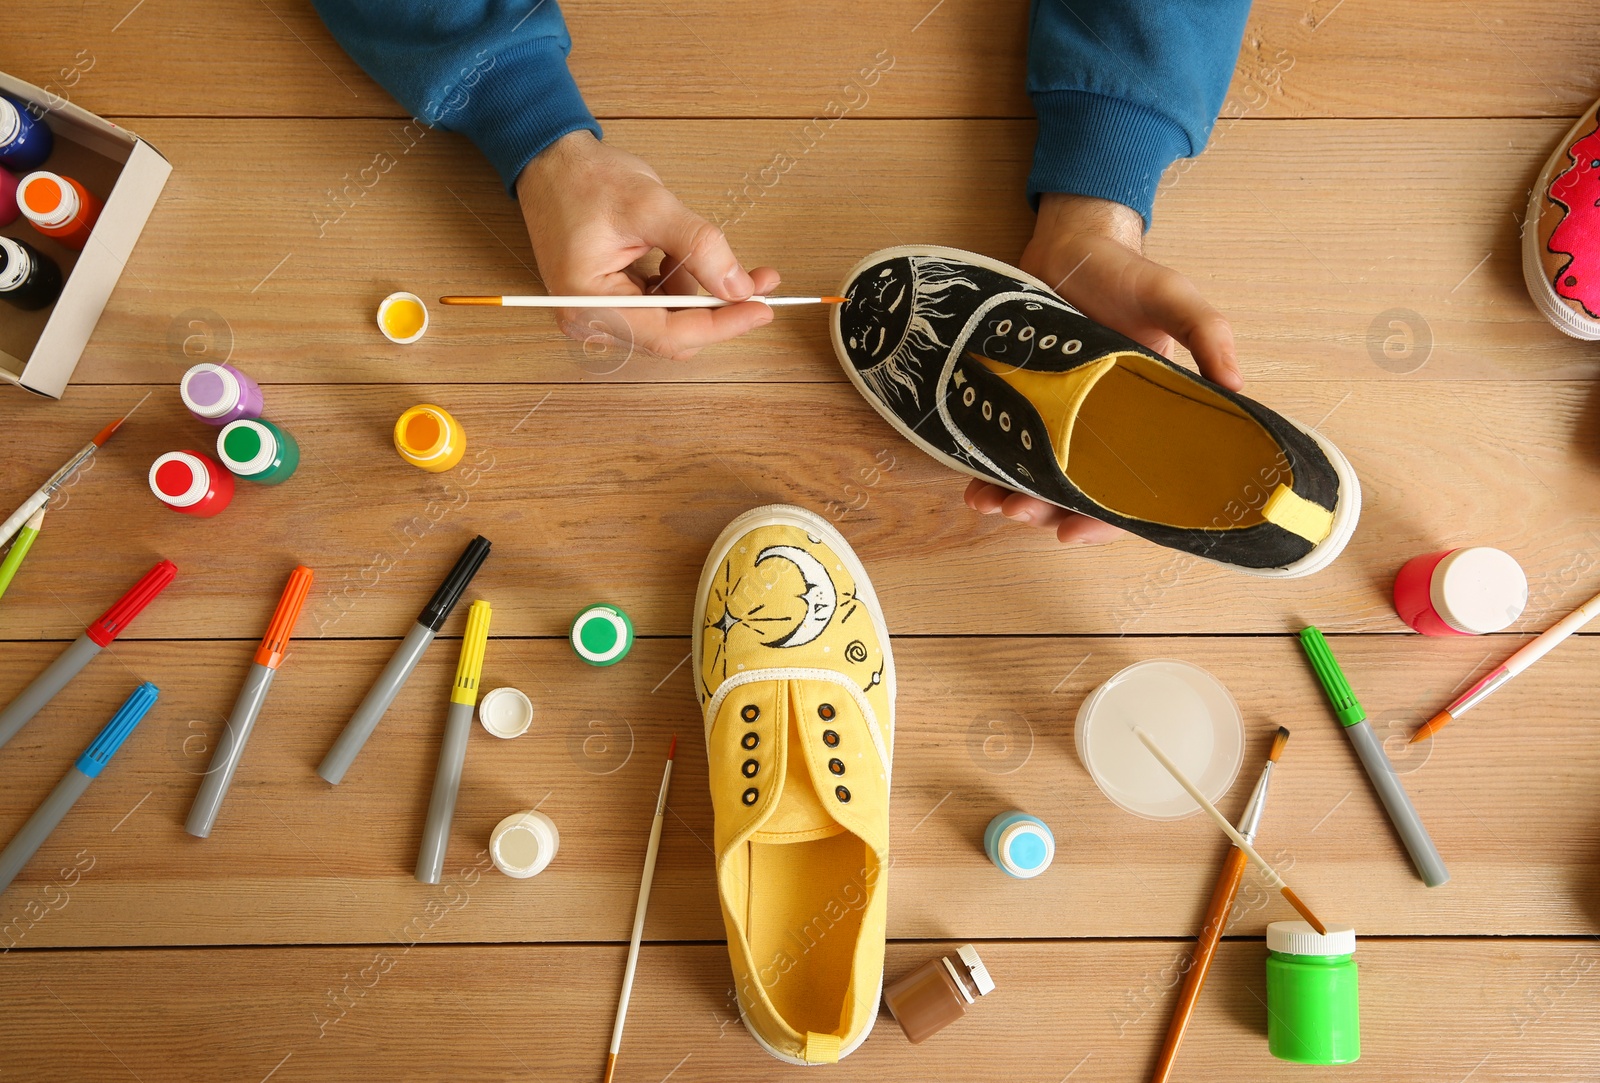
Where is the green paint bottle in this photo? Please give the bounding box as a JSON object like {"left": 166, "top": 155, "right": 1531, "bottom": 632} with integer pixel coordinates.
{"left": 1266, "top": 920, "right": 1360, "bottom": 1064}
{"left": 217, "top": 418, "right": 300, "bottom": 485}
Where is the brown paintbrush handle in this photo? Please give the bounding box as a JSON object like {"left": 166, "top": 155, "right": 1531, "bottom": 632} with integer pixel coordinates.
{"left": 1150, "top": 845, "right": 1249, "bottom": 1083}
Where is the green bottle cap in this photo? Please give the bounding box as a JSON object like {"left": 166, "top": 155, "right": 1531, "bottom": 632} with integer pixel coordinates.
{"left": 1298, "top": 626, "right": 1366, "bottom": 727}
{"left": 571, "top": 603, "right": 633, "bottom": 667}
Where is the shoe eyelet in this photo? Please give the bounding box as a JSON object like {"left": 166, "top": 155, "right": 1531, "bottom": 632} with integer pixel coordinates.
{"left": 817, "top": 703, "right": 835, "bottom": 721}
{"left": 741, "top": 704, "right": 760, "bottom": 722}
{"left": 1021, "top": 430, "right": 1032, "bottom": 450}
{"left": 995, "top": 318, "right": 1012, "bottom": 335}
{"left": 981, "top": 401, "right": 992, "bottom": 420}
{"left": 1039, "top": 334, "right": 1057, "bottom": 349}
{"left": 741, "top": 732, "right": 759, "bottom": 750}
{"left": 999, "top": 412, "right": 1010, "bottom": 432}
{"left": 1018, "top": 326, "right": 1034, "bottom": 342}
{"left": 742, "top": 787, "right": 759, "bottom": 806}
{"left": 828, "top": 758, "right": 845, "bottom": 775}
{"left": 835, "top": 785, "right": 851, "bottom": 803}
{"left": 822, "top": 730, "right": 840, "bottom": 748}
{"left": 742, "top": 758, "right": 759, "bottom": 778}
{"left": 962, "top": 387, "right": 975, "bottom": 407}
{"left": 1063, "top": 339, "right": 1082, "bottom": 354}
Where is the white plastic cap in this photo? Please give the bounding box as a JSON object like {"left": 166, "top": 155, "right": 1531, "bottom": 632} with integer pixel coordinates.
{"left": 377, "top": 291, "right": 429, "bottom": 344}
{"left": 148, "top": 452, "right": 210, "bottom": 508}
{"left": 957, "top": 944, "right": 996, "bottom": 996}
{"left": 995, "top": 819, "right": 1055, "bottom": 879}
{"left": 490, "top": 810, "right": 559, "bottom": 878}
{"left": 479, "top": 687, "right": 533, "bottom": 739}
{"left": 0, "top": 237, "right": 29, "bottom": 291}
{"left": 0, "top": 97, "right": 19, "bottom": 146}
{"left": 1267, "top": 920, "right": 1357, "bottom": 957}
{"left": 18, "top": 171, "right": 78, "bottom": 228}
{"left": 1432, "top": 547, "right": 1527, "bottom": 634}
{"left": 217, "top": 419, "right": 277, "bottom": 475}
{"left": 181, "top": 362, "right": 243, "bottom": 419}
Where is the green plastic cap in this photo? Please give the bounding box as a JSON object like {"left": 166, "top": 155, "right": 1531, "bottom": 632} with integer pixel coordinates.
{"left": 1298, "top": 626, "right": 1366, "bottom": 727}
{"left": 570, "top": 603, "right": 633, "bottom": 667}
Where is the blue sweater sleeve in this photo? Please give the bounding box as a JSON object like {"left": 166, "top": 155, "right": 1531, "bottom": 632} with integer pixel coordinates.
{"left": 311, "top": 0, "right": 601, "bottom": 192}
{"left": 1026, "top": 0, "right": 1251, "bottom": 224}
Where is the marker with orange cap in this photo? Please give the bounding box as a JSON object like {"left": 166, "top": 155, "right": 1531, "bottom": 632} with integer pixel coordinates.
{"left": 0, "top": 559, "right": 178, "bottom": 750}
{"left": 17, "top": 170, "right": 100, "bottom": 250}
{"left": 186, "top": 565, "right": 315, "bottom": 838}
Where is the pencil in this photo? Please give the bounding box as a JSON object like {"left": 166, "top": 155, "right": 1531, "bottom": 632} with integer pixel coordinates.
{"left": 603, "top": 735, "right": 677, "bottom": 1083}
{"left": 1150, "top": 726, "right": 1290, "bottom": 1083}
{"left": 440, "top": 294, "right": 846, "bottom": 309}
{"left": 1411, "top": 585, "right": 1600, "bottom": 742}
{"left": 0, "top": 506, "right": 44, "bottom": 603}
{"left": 1133, "top": 726, "right": 1327, "bottom": 935}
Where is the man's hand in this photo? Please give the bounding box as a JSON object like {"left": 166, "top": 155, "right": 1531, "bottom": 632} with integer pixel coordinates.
{"left": 515, "top": 130, "right": 781, "bottom": 361}
{"left": 964, "top": 193, "right": 1241, "bottom": 545}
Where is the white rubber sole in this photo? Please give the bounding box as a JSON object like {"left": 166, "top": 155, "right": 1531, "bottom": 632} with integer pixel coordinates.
{"left": 1522, "top": 165, "right": 1600, "bottom": 340}
{"left": 831, "top": 245, "right": 1361, "bottom": 578}
{"left": 737, "top": 974, "right": 885, "bottom": 1066}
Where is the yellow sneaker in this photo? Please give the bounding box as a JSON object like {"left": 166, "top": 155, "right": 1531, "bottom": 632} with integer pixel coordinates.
{"left": 693, "top": 505, "right": 895, "bottom": 1065}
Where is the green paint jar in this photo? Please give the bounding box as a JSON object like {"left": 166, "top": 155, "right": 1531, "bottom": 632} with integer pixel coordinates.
{"left": 217, "top": 418, "right": 300, "bottom": 485}
{"left": 1266, "top": 920, "right": 1360, "bottom": 1065}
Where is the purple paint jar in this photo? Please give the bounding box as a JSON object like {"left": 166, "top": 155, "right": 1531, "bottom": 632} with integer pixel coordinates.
{"left": 180, "top": 362, "right": 263, "bottom": 426}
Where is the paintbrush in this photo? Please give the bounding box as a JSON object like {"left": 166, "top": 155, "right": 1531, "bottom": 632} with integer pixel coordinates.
{"left": 0, "top": 395, "right": 146, "bottom": 546}
{"left": 440, "top": 294, "right": 846, "bottom": 308}
{"left": 1150, "top": 726, "right": 1290, "bottom": 1083}
{"left": 1133, "top": 726, "right": 1327, "bottom": 935}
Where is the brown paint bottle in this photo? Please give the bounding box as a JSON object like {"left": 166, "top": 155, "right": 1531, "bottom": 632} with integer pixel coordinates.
{"left": 883, "top": 944, "right": 995, "bottom": 1044}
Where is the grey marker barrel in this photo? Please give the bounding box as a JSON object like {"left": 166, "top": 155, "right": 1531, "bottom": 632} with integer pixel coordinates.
{"left": 317, "top": 622, "right": 436, "bottom": 784}
{"left": 415, "top": 701, "right": 474, "bottom": 884}
{"left": 0, "top": 767, "right": 93, "bottom": 893}
{"left": 0, "top": 635, "right": 101, "bottom": 750}
{"left": 186, "top": 664, "right": 276, "bottom": 838}
{"left": 1345, "top": 719, "right": 1450, "bottom": 887}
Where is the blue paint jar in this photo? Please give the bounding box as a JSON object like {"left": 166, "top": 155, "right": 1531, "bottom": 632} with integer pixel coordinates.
{"left": 983, "top": 811, "right": 1054, "bottom": 879}
{"left": 0, "top": 95, "right": 53, "bottom": 172}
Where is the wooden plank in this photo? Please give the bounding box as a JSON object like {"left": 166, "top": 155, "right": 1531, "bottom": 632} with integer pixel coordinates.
{"left": 18, "top": 117, "right": 1591, "bottom": 388}
{"left": 3, "top": 2, "right": 1599, "bottom": 121}
{"left": 0, "top": 635, "right": 1594, "bottom": 948}
{"left": 0, "top": 940, "right": 1594, "bottom": 1080}
{"left": 3, "top": 381, "right": 1599, "bottom": 639}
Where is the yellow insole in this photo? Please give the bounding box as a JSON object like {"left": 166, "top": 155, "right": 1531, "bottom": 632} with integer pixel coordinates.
{"left": 746, "top": 831, "right": 867, "bottom": 1035}
{"left": 1068, "top": 362, "right": 1283, "bottom": 527}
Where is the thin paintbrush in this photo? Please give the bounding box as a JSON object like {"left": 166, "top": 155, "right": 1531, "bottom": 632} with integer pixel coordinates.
{"left": 1133, "top": 726, "right": 1327, "bottom": 935}
{"left": 440, "top": 294, "right": 846, "bottom": 308}
{"left": 1150, "top": 726, "right": 1290, "bottom": 1083}
{"left": 0, "top": 392, "right": 147, "bottom": 546}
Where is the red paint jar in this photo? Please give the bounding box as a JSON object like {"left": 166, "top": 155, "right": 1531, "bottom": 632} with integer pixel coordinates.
{"left": 148, "top": 451, "right": 235, "bottom": 517}
{"left": 1393, "top": 547, "right": 1527, "bottom": 636}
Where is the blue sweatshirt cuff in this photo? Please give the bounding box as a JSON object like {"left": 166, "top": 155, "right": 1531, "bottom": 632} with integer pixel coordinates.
{"left": 435, "top": 35, "right": 602, "bottom": 193}
{"left": 1028, "top": 89, "right": 1195, "bottom": 227}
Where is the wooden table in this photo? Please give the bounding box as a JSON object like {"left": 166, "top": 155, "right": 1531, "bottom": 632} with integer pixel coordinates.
{"left": 3, "top": 2, "right": 1599, "bottom": 1079}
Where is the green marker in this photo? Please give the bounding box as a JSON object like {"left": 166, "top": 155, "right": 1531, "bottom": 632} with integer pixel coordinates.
{"left": 571, "top": 603, "right": 633, "bottom": 666}
{"left": 0, "top": 506, "right": 43, "bottom": 603}
{"left": 217, "top": 418, "right": 300, "bottom": 484}
{"left": 1298, "top": 627, "right": 1449, "bottom": 887}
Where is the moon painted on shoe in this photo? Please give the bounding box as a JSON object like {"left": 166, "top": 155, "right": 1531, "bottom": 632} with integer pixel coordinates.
{"left": 754, "top": 545, "right": 837, "bottom": 648}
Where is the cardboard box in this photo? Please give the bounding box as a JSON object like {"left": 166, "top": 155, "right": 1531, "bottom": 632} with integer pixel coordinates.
{"left": 0, "top": 71, "right": 169, "bottom": 399}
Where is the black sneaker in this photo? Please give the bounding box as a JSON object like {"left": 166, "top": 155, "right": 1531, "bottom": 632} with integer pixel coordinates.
{"left": 830, "top": 245, "right": 1359, "bottom": 577}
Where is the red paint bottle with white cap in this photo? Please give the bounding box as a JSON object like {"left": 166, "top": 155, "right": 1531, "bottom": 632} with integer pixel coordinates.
{"left": 17, "top": 170, "right": 101, "bottom": 250}
{"left": 1393, "top": 546, "right": 1527, "bottom": 636}
{"left": 148, "top": 451, "right": 235, "bottom": 517}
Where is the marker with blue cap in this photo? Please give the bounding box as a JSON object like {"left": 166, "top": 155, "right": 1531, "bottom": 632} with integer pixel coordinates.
{"left": 984, "top": 811, "right": 1055, "bottom": 879}
{"left": 0, "top": 682, "right": 158, "bottom": 895}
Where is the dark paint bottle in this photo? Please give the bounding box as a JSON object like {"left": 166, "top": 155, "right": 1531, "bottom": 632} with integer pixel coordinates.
{"left": 0, "top": 235, "right": 64, "bottom": 310}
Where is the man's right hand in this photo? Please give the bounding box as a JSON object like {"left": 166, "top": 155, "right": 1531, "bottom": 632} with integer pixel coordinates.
{"left": 515, "top": 130, "right": 782, "bottom": 361}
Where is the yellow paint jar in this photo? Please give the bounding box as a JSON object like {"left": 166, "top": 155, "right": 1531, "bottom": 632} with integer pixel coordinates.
{"left": 394, "top": 404, "right": 465, "bottom": 472}
{"left": 377, "top": 291, "right": 429, "bottom": 344}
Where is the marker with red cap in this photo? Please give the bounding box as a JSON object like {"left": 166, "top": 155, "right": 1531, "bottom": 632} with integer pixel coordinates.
{"left": 0, "top": 559, "right": 177, "bottom": 750}
{"left": 149, "top": 451, "right": 235, "bottom": 517}
{"left": 17, "top": 170, "right": 100, "bottom": 251}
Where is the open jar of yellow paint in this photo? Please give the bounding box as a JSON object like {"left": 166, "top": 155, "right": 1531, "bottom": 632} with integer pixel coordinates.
{"left": 377, "top": 291, "right": 429, "bottom": 344}
{"left": 394, "top": 403, "right": 465, "bottom": 472}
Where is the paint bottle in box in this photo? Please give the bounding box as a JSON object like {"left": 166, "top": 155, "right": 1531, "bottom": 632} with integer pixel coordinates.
{"left": 17, "top": 170, "right": 101, "bottom": 251}
{"left": 217, "top": 418, "right": 299, "bottom": 484}
{"left": 0, "top": 166, "right": 19, "bottom": 227}
{"left": 0, "top": 236, "right": 64, "bottom": 311}
{"left": 181, "top": 362, "right": 264, "bottom": 426}
{"left": 148, "top": 451, "right": 235, "bottom": 517}
{"left": 393, "top": 404, "right": 465, "bottom": 472}
{"left": 0, "top": 95, "right": 53, "bottom": 172}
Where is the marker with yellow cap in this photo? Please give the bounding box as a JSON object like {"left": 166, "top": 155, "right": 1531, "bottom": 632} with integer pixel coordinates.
{"left": 415, "top": 599, "right": 492, "bottom": 884}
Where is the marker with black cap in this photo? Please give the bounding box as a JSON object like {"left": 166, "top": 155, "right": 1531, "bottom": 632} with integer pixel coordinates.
{"left": 317, "top": 535, "right": 491, "bottom": 784}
